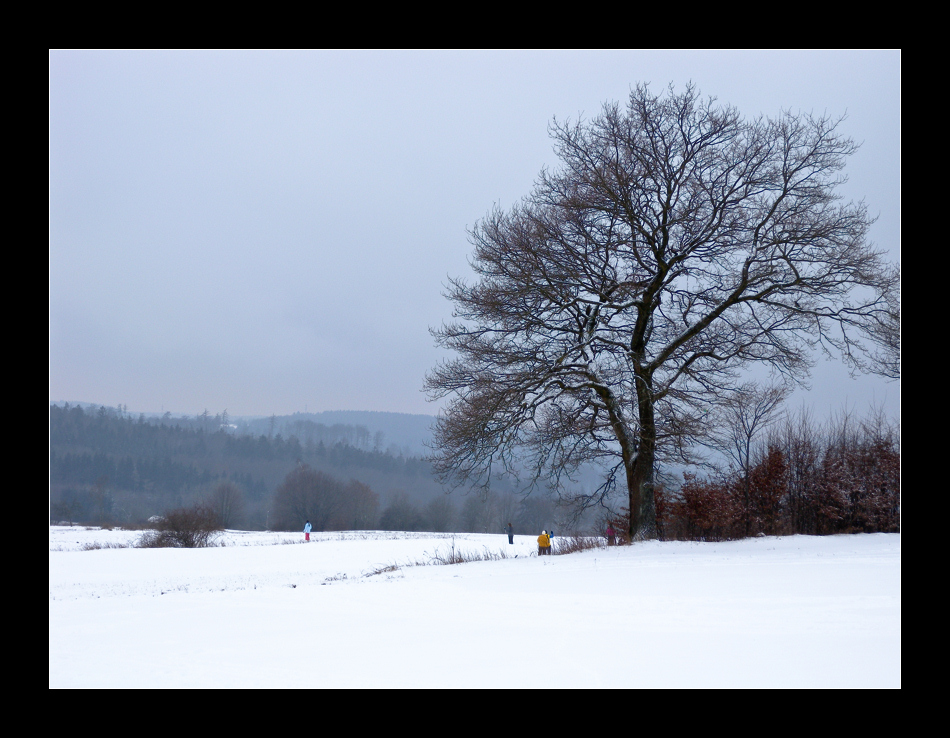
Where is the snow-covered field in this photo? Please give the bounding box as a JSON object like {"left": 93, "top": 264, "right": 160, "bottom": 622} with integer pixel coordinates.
{"left": 49, "top": 527, "right": 900, "bottom": 688}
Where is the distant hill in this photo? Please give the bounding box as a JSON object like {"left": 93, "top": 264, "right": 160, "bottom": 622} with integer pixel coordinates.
{"left": 49, "top": 402, "right": 446, "bottom": 529}
{"left": 50, "top": 402, "right": 437, "bottom": 459}
{"left": 245, "top": 411, "right": 436, "bottom": 458}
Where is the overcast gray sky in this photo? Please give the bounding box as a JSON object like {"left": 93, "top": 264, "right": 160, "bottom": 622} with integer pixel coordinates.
{"left": 49, "top": 50, "right": 900, "bottom": 419}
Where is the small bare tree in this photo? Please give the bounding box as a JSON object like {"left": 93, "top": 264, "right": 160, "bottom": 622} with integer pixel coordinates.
{"left": 713, "top": 383, "right": 789, "bottom": 474}
{"left": 424, "top": 495, "right": 458, "bottom": 532}
{"left": 711, "top": 382, "right": 789, "bottom": 533}
{"left": 426, "top": 83, "right": 899, "bottom": 540}
{"left": 208, "top": 480, "right": 246, "bottom": 530}
{"left": 345, "top": 480, "right": 379, "bottom": 530}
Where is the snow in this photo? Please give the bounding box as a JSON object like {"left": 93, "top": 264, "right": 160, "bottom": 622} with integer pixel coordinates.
{"left": 49, "top": 527, "right": 900, "bottom": 688}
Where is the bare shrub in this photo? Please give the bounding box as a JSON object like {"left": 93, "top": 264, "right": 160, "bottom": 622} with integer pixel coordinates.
{"left": 552, "top": 535, "right": 603, "bottom": 555}
{"left": 423, "top": 539, "right": 515, "bottom": 565}
{"left": 598, "top": 508, "right": 632, "bottom": 546}
{"left": 363, "top": 564, "right": 401, "bottom": 577}
{"left": 687, "top": 475, "right": 739, "bottom": 540}
{"left": 137, "top": 504, "right": 221, "bottom": 548}
{"left": 80, "top": 541, "right": 130, "bottom": 550}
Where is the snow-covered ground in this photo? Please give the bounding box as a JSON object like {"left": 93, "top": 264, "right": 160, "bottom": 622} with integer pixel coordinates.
{"left": 49, "top": 527, "right": 900, "bottom": 688}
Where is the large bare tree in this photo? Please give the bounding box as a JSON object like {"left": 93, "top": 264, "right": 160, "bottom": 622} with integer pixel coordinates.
{"left": 425, "top": 83, "right": 899, "bottom": 540}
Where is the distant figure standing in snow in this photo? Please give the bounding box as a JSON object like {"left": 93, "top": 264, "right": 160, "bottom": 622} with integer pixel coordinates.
{"left": 537, "top": 530, "right": 551, "bottom": 556}
{"left": 506, "top": 522, "right": 514, "bottom": 545}
{"left": 304, "top": 520, "right": 311, "bottom": 542}
{"left": 606, "top": 524, "right": 616, "bottom": 546}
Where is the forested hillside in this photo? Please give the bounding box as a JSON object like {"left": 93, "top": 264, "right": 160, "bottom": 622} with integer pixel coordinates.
{"left": 49, "top": 403, "right": 560, "bottom": 534}
{"left": 49, "top": 403, "right": 443, "bottom": 530}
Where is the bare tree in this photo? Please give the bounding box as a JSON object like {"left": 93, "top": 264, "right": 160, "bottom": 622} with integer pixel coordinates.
{"left": 424, "top": 495, "right": 458, "bottom": 532}
{"left": 713, "top": 384, "right": 789, "bottom": 472}
{"left": 378, "top": 491, "right": 427, "bottom": 532}
{"left": 208, "top": 480, "right": 246, "bottom": 530}
{"left": 495, "top": 491, "right": 520, "bottom": 533}
{"left": 460, "top": 491, "right": 499, "bottom": 533}
{"left": 711, "top": 382, "right": 789, "bottom": 534}
{"left": 139, "top": 504, "right": 220, "bottom": 548}
{"left": 425, "top": 83, "right": 899, "bottom": 540}
{"left": 271, "top": 464, "right": 346, "bottom": 531}
{"left": 92, "top": 475, "right": 112, "bottom": 527}
{"left": 345, "top": 480, "right": 379, "bottom": 530}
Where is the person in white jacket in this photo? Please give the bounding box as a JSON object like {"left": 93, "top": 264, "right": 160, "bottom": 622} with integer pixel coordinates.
{"left": 304, "top": 520, "right": 312, "bottom": 542}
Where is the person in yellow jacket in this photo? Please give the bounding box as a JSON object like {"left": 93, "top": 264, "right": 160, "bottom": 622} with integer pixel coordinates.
{"left": 537, "top": 530, "right": 551, "bottom": 556}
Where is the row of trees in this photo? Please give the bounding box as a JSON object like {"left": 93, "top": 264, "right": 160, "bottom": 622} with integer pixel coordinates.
{"left": 376, "top": 489, "right": 560, "bottom": 535}
{"left": 267, "top": 463, "right": 564, "bottom": 535}
{"left": 654, "top": 407, "right": 899, "bottom": 540}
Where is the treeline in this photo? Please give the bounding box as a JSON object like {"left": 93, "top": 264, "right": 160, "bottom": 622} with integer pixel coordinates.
{"left": 268, "top": 463, "right": 566, "bottom": 536}
{"left": 51, "top": 450, "right": 245, "bottom": 496}
{"left": 377, "top": 489, "right": 563, "bottom": 536}
{"left": 49, "top": 403, "right": 439, "bottom": 529}
{"left": 653, "top": 408, "right": 900, "bottom": 541}
{"left": 50, "top": 404, "right": 430, "bottom": 476}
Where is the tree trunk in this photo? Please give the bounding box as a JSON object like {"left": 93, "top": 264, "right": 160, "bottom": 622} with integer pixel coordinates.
{"left": 629, "top": 377, "right": 658, "bottom": 540}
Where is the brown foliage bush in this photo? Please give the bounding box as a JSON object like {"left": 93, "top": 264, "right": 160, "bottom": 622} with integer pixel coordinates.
{"left": 137, "top": 504, "right": 221, "bottom": 548}
{"left": 655, "top": 408, "right": 899, "bottom": 541}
